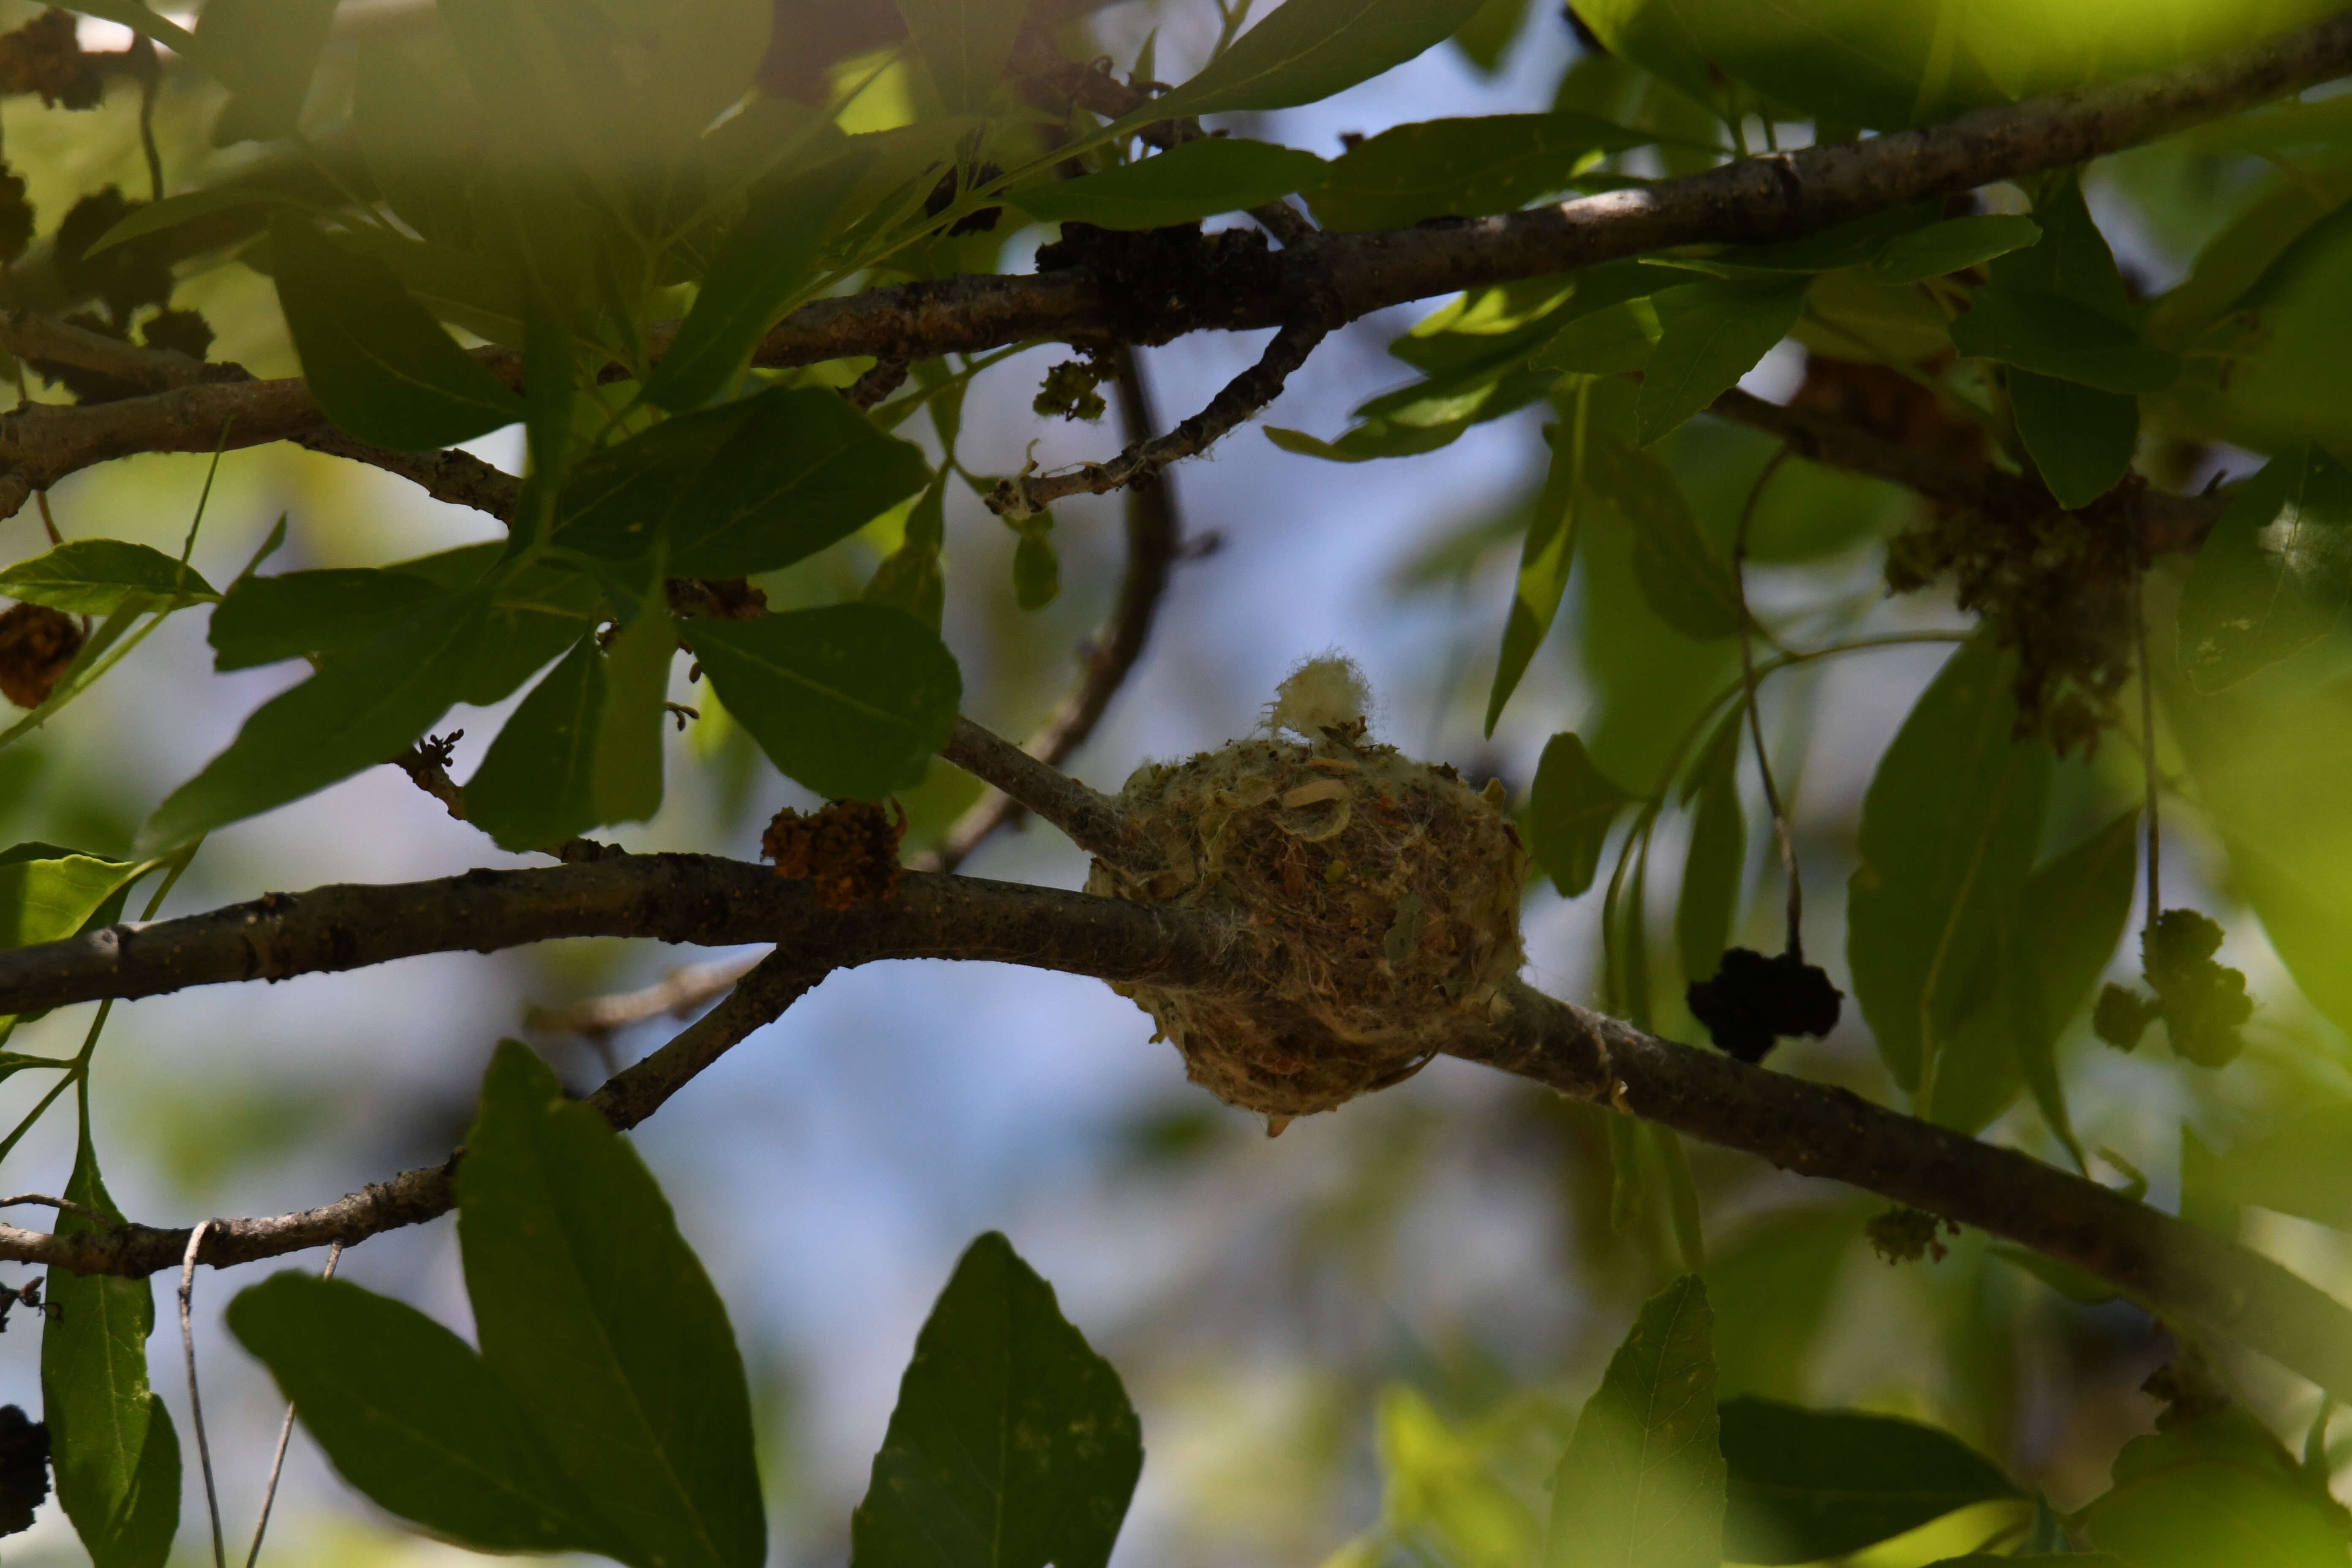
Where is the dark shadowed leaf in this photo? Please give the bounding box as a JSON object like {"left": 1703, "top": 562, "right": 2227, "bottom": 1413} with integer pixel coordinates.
{"left": 1530, "top": 731, "right": 1635, "bottom": 897}
{"left": 684, "top": 605, "right": 960, "bottom": 801}
{"left": 41, "top": 1139, "right": 180, "bottom": 1568}
{"left": 1010, "top": 139, "right": 1328, "bottom": 230}
{"left": 850, "top": 1231, "right": 1143, "bottom": 1568}
{"left": 1636, "top": 276, "right": 1807, "bottom": 444}
{"left": 2008, "top": 369, "right": 2136, "bottom": 509}
{"left": 2178, "top": 444, "right": 2352, "bottom": 691}
{"left": 1870, "top": 215, "right": 2044, "bottom": 282}
{"left": 0, "top": 540, "right": 214, "bottom": 616}
{"left": 196, "top": 0, "right": 338, "bottom": 141}
{"left": 1951, "top": 289, "right": 2179, "bottom": 394}
{"left": 207, "top": 567, "right": 444, "bottom": 670}
{"left": 1847, "top": 640, "right": 2050, "bottom": 1096}
{"left": 353, "top": 41, "right": 482, "bottom": 248}
{"left": 465, "top": 632, "right": 608, "bottom": 851}
{"left": 227, "top": 1274, "right": 621, "bottom": 1557}
{"left": 85, "top": 186, "right": 302, "bottom": 256}
{"left": 146, "top": 589, "right": 491, "bottom": 847}
{"left": 270, "top": 213, "right": 523, "bottom": 449}
{"left": 1720, "top": 1398, "right": 2019, "bottom": 1565}
{"left": 460, "top": 1041, "right": 764, "bottom": 1568}
{"left": 1547, "top": 1275, "right": 1722, "bottom": 1568}
{"left": 591, "top": 606, "right": 673, "bottom": 827}
{"left": 1584, "top": 430, "right": 1741, "bottom": 639}
{"left": 1486, "top": 411, "right": 1587, "bottom": 733}
{"left": 1307, "top": 112, "right": 1649, "bottom": 231}
{"left": 558, "top": 389, "right": 929, "bottom": 577}
{"left": 895, "top": 0, "right": 1026, "bottom": 114}
{"left": 645, "top": 146, "right": 872, "bottom": 411}
{"left": 1143, "top": 0, "right": 1490, "bottom": 120}
{"left": 1676, "top": 709, "right": 1745, "bottom": 985}
{"left": 2006, "top": 810, "right": 2139, "bottom": 1163}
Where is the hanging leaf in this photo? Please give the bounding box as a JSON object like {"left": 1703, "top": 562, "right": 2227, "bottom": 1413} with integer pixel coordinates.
{"left": 2178, "top": 444, "right": 2352, "bottom": 692}
{"left": 0, "top": 540, "right": 214, "bottom": 616}
{"left": 1583, "top": 430, "right": 1742, "bottom": 640}
{"left": 683, "top": 604, "right": 961, "bottom": 801}
{"left": 207, "top": 568, "right": 445, "bottom": 670}
{"left": 1141, "top": 0, "right": 1492, "bottom": 122}
{"left": 1635, "top": 276, "right": 1808, "bottom": 445}
{"left": 864, "top": 476, "right": 948, "bottom": 631}
{"left": 1307, "top": 112, "right": 1651, "bottom": 231}
{"left": 895, "top": 0, "right": 1028, "bottom": 114}
{"left": 1486, "top": 406, "right": 1587, "bottom": 733}
{"left": 591, "top": 606, "right": 674, "bottom": 828}
{"left": 465, "top": 632, "right": 609, "bottom": 852}
{"left": 41, "top": 1141, "right": 180, "bottom": 1568}
{"left": 459, "top": 1041, "right": 765, "bottom": 1568}
{"left": 1869, "top": 215, "right": 2044, "bottom": 283}
{"left": 1720, "top": 1398, "right": 2021, "bottom": 1565}
{"left": 1546, "top": 1275, "right": 1723, "bottom": 1568}
{"left": 85, "top": 186, "right": 305, "bottom": 257}
{"left": 850, "top": 1232, "right": 1143, "bottom": 1568}
{"left": 1530, "top": 731, "right": 1636, "bottom": 897}
{"left": 1676, "top": 709, "right": 1746, "bottom": 985}
{"left": 226, "top": 1274, "right": 623, "bottom": 1557}
{"left": 2003, "top": 810, "right": 2139, "bottom": 1162}
{"left": 1846, "top": 640, "right": 2050, "bottom": 1097}
{"left": 146, "top": 589, "right": 493, "bottom": 847}
{"left": 2008, "top": 369, "right": 2137, "bottom": 510}
{"left": 645, "top": 146, "right": 874, "bottom": 412}
{"left": 1010, "top": 139, "right": 1328, "bottom": 231}
{"left": 270, "top": 213, "right": 524, "bottom": 449}
{"left": 1950, "top": 289, "right": 2180, "bottom": 394}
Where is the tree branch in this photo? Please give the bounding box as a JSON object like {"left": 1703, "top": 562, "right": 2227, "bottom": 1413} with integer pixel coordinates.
{"left": 0, "top": 13, "right": 2339, "bottom": 518}
{"left": 936, "top": 716, "right": 1141, "bottom": 865}
{"left": 9, "top": 863, "right": 2352, "bottom": 1408}
{"left": 922, "top": 344, "right": 1181, "bottom": 872}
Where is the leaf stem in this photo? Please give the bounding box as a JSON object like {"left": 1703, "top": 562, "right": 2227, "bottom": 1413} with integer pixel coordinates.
{"left": 1733, "top": 446, "right": 1801, "bottom": 958}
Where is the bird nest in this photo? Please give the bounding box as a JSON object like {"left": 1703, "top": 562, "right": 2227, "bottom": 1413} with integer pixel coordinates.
{"left": 1087, "top": 659, "right": 1527, "bottom": 1130}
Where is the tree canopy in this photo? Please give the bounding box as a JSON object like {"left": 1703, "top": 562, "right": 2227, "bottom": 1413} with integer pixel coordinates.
{"left": 0, "top": 0, "right": 2345, "bottom": 1563}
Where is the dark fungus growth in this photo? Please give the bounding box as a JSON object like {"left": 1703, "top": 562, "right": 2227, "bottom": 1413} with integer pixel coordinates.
{"left": 1686, "top": 945, "right": 1843, "bottom": 1064}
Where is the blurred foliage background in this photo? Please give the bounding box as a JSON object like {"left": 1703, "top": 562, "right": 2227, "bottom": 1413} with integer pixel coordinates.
{"left": 0, "top": 0, "right": 2345, "bottom": 1563}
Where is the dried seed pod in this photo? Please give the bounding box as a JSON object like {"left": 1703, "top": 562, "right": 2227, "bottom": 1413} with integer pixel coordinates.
{"left": 1089, "top": 661, "right": 1527, "bottom": 1126}
{"left": 0, "top": 602, "right": 80, "bottom": 709}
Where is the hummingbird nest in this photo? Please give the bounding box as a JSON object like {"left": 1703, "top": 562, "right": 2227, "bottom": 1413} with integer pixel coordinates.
{"left": 1088, "top": 658, "right": 1528, "bottom": 1130}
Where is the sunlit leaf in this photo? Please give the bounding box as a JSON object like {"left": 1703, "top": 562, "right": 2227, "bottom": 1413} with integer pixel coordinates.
{"left": 850, "top": 1232, "right": 1143, "bottom": 1568}
{"left": 1487, "top": 406, "right": 1588, "bottom": 733}
{"left": 1547, "top": 1275, "right": 1722, "bottom": 1568}
{"left": 1635, "top": 276, "right": 1806, "bottom": 444}
{"left": 2178, "top": 444, "right": 2352, "bottom": 692}
{"left": 0, "top": 540, "right": 214, "bottom": 615}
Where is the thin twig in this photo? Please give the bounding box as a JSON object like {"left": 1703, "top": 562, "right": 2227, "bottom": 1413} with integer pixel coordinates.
{"left": 923, "top": 345, "right": 1181, "bottom": 872}
{"left": 988, "top": 321, "right": 1329, "bottom": 518}
{"left": 245, "top": 1240, "right": 339, "bottom": 1568}
{"left": 2136, "top": 557, "right": 2161, "bottom": 931}
{"left": 0, "top": 1192, "right": 106, "bottom": 1222}
{"left": 523, "top": 952, "right": 765, "bottom": 1039}
{"left": 1732, "top": 447, "right": 1800, "bottom": 957}
{"left": 180, "top": 1220, "right": 227, "bottom": 1568}
{"left": 936, "top": 716, "right": 1140, "bottom": 864}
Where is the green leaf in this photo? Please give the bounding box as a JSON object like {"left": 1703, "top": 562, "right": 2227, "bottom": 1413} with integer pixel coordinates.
{"left": 195, "top": 0, "right": 338, "bottom": 142}
{"left": 465, "top": 633, "right": 608, "bottom": 851}
{"left": 2207, "top": 1102, "right": 2352, "bottom": 1230}
{"left": 1486, "top": 408, "right": 1588, "bottom": 733}
{"left": 227, "top": 1274, "right": 621, "bottom": 1557}
{"left": 42, "top": 1140, "right": 180, "bottom": 1568}
{"left": 207, "top": 568, "right": 446, "bottom": 670}
{"left": 895, "top": 0, "right": 1026, "bottom": 113}
{"left": 1306, "top": 112, "right": 1648, "bottom": 231}
{"left": 1950, "top": 288, "right": 2180, "bottom": 394}
{"left": 0, "top": 846, "right": 136, "bottom": 951}
{"left": 1705, "top": 1203, "right": 1863, "bottom": 1404}
{"left": 1846, "top": 640, "right": 2050, "bottom": 1097}
{"left": 864, "top": 478, "right": 948, "bottom": 631}
{"left": 86, "top": 186, "right": 304, "bottom": 257}
{"left": 146, "top": 589, "right": 492, "bottom": 847}
{"left": 1010, "top": 139, "right": 1328, "bottom": 231}
{"left": 592, "top": 607, "right": 673, "bottom": 826}
{"left": 2008, "top": 369, "right": 2136, "bottom": 510}
{"left": 682, "top": 604, "right": 960, "bottom": 801}
{"left": 1995, "top": 172, "right": 2134, "bottom": 321}
{"left": 1530, "top": 731, "right": 1636, "bottom": 898}
{"left": 1870, "top": 215, "right": 2044, "bottom": 283}
{"left": 354, "top": 41, "right": 483, "bottom": 248}
{"left": 1584, "top": 430, "right": 1741, "bottom": 640}
{"left": 0, "top": 540, "right": 214, "bottom": 615}
{"left": 1530, "top": 297, "right": 1661, "bottom": 375}
{"left": 1719, "top": 1398, "right": 2020, "bottom": 1565}
{"left": 460, "top": 1041, "right": 764, "bottom": 1568}
{"left": 559, "top": 388, "right": 931, "bottom": 577}
{"left": 1013, "top": 524, "right": 1060, "bottom": 611}
{"left": 2085, "top": 1463, "right": 2349, "bottom": 1568}
{"left": 1636, "top": 276, "right": 1807, "bottom": 444}
{"left": 2007, "top": 810, "right": 2139, "bottom": 1164}
{"left": 1676, "top": 709, "right": 1746, "bottom": 984}
{"left": 2178, "top": 444, "right": 2352, "bottom": 692}
{"left": 270, "top": 213, "right": 524, "bottom": 450}
{"left": 645, "top": 147, "right": 873, "bottom": 412}
{"left": 1143, "top": 0, "right": 1491, "bottom": 121}
{"left": 1546, "top": 1275, "right": 1722, "bottom": 1568}
{"left": 850, "top": 1232, "right": 1143, "bottom": 1568}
